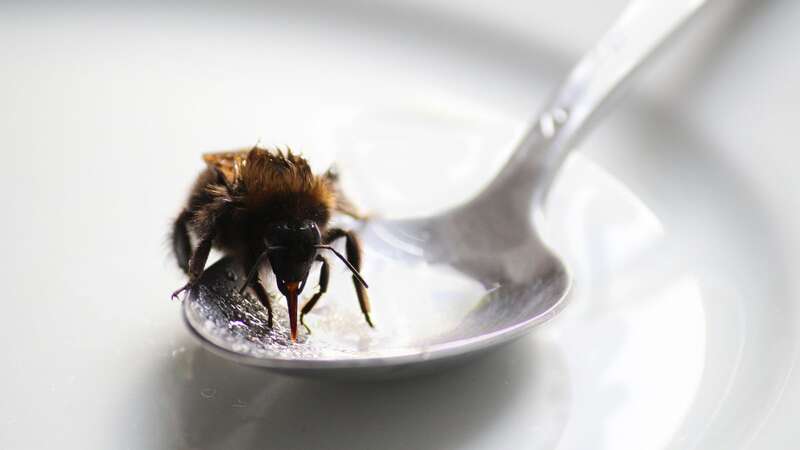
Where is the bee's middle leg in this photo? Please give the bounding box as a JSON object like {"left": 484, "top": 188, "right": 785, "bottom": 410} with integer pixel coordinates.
{"left": 171, "top": 230, "right": 214, "bottom": 300}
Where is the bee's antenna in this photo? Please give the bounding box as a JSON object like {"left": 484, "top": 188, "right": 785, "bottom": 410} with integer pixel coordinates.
{"left": 239, "top": 246, "right": 286, "bottom": 294}
{"left": 315, "top": 245, "right": 369, "bottom": 289}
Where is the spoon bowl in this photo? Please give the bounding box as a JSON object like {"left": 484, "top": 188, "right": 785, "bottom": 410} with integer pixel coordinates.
{"left": 182, "top": 0, "right": 705, "bottom": 379}
{"left": 182, "top": 246, "right": 568, "bottom": 379}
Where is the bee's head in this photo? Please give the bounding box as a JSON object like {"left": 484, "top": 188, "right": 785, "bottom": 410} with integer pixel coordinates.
{"left": 252, "top": 219, "right": 368, "bottom": 343}
{"left": 265, "top": 219, "right": 321, "bottom": 290}
{"left": 264, "top": 219, "right": 321, "bottom": 342}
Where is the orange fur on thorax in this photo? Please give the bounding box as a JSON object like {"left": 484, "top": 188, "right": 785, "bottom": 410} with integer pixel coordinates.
{"left": 239, "top": 148, "right": 334, "bottom": 210}
{"left": 201, "top": 146, "right": 337, "bottom": 217}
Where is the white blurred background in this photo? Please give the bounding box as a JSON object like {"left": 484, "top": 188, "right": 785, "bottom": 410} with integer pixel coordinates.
{"left": 1, "top": 1, "right": 799, "bottom": 449}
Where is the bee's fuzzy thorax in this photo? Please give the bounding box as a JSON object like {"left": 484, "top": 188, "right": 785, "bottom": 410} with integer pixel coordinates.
{"left": 195, "top": 147, "right": 336, "bottom": 232}
{"left": 240, "top": 148, "right": 335, "bottom": 212}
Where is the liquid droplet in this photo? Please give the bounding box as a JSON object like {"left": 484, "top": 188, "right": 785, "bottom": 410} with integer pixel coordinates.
{"left": 552, "top": 107, "right": 569, "bottom": 124}
{"left": 539, "top": 107, "right": 570, "bottom": 138}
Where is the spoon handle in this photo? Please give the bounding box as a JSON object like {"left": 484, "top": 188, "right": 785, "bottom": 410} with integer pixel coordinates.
{"left": 507, "top": 0, "right": 707, "bottom": 199}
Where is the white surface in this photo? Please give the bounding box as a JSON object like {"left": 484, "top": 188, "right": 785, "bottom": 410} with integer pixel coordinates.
{"left": 1, "top": 1, "right": 799, "bottom": 449}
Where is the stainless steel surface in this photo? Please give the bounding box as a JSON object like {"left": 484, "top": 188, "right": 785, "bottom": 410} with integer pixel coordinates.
{"left": 183, "top": 0, "right": 706, "bottom": 378}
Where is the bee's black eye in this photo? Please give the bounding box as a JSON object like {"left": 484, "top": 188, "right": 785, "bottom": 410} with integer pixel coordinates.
{"left": 266, "top": 220, "right": 321, "bottom": 248}
{"left": 266, "top": 223, "right": 290, "bottom": 245}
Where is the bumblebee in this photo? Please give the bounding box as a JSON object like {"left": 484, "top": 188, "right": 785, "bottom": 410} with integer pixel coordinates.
{"left": 171, "top": 147, "right": 372, "bottom": 342}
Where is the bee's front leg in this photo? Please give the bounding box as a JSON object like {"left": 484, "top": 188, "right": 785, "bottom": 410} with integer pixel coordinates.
{"left": 324, "top": 228, "right": 373, "bottom": 328}
{"left": 249, "top": 278, "right": 274, "bottom": 329}
{"left": 300, "top": 255, "right": 330, "bottom": 334}
{"left": 237, "top": 251, "right": 275, "bottom": 327}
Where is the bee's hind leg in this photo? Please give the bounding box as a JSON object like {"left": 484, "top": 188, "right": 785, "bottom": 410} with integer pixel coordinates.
{"left": 171, "top": 209, "right": 192, "bottom": 274}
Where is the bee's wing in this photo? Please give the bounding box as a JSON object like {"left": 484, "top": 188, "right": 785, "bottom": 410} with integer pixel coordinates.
{"left": 202, "top": 150, "right": 250, "bottom": 185}
{"left": 324, "top": 166, "right": 370, "bottom": 221}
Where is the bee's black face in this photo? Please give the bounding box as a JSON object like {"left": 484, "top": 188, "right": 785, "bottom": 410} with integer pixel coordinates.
{"left": 265, "top": 219, "right": 321, "bottom": 293}
{"left": 264, "top": 219, "right": 321, "bottom": 342}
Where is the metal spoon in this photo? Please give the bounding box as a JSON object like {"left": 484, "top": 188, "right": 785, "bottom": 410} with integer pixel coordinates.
{"left": 183, "top": 0, "right": 706, "bottom": 379}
